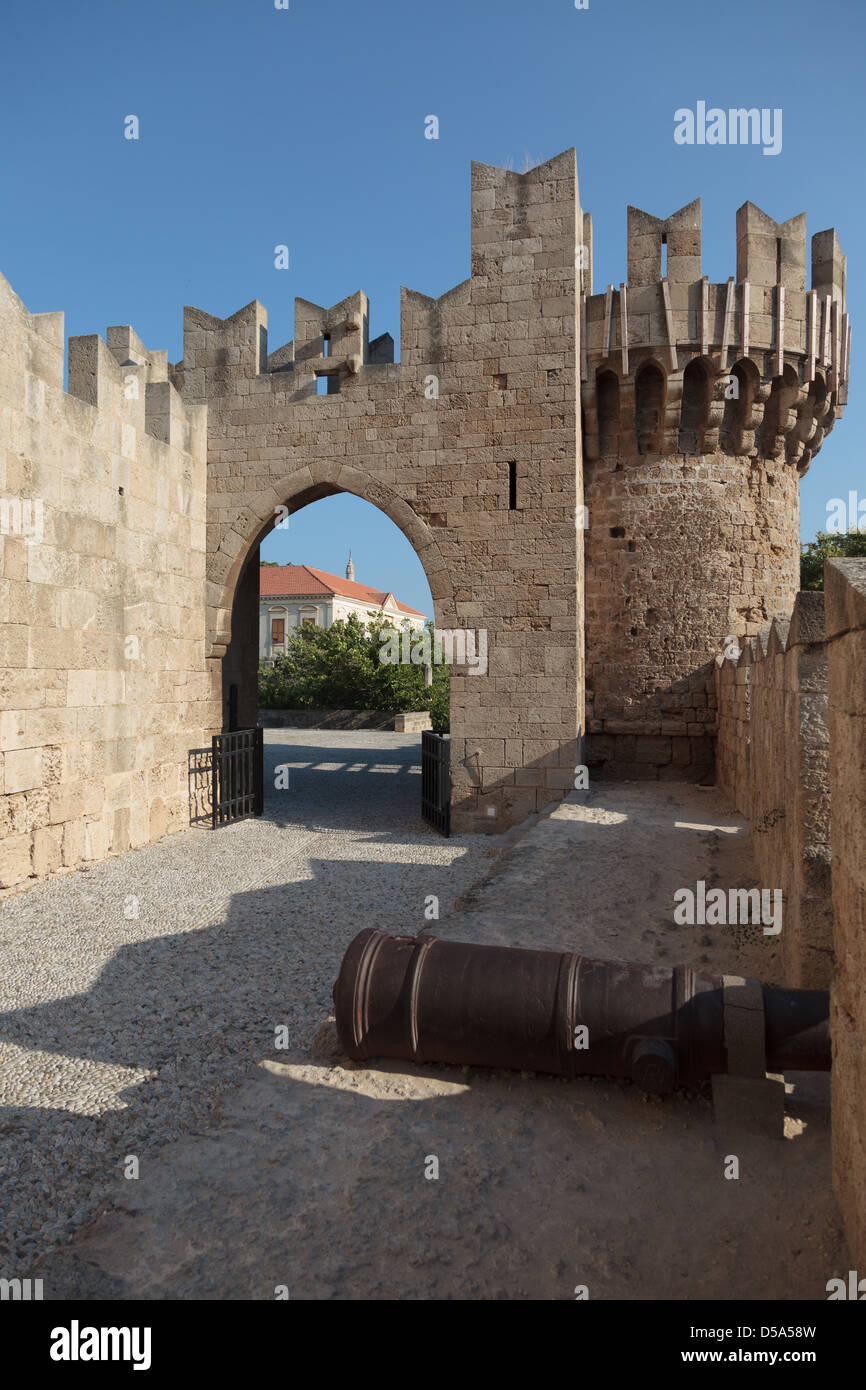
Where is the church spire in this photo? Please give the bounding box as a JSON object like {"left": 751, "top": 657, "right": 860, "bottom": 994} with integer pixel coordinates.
{"left": 346, "top": 550, "right": 355, "bottom": 581}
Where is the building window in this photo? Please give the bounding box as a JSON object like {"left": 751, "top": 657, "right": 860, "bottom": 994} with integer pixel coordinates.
{"left": 323, "top": 333, "right": 331, "bottom": 358}
{"left": 316, "top": 373, "right": 339, "bottom": 395}
{"left": 302, "top": 617, "right": 316, "bottom": 627}
{"left": 271, "top": 618, "right": 285, "bottom": 644}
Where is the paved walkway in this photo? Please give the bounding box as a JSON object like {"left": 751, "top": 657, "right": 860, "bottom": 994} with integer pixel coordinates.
{"left": 10, "top": 779, "right": 847, "bottom": 1300}
{"left": 0, "top": 731, "right": 490, "bottom": 1268}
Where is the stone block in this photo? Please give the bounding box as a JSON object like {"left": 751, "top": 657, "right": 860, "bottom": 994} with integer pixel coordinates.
{"left": 4, "top": 746, "right": 43, "bottom": 793}
{"left": 32, "top": 824, "right": 63, "bottom": 876}
{"left": 0, "top": 831, "right": 32, "bottom": 887}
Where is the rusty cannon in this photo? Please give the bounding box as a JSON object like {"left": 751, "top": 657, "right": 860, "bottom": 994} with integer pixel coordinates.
{"left": 332, "top": 929, "right": 830, "bottom": 1095}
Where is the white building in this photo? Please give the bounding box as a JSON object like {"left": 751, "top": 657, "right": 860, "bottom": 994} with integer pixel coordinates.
{"left": 259, "top": 554, "right": 427, "bottom": 663}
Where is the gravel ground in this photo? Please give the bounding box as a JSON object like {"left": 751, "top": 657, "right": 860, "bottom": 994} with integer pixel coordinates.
{"left": 0, "top": 731, "right": 492, "bottom": 1267}
{"left": 29, "top": 783, "right": 846, "bottom": 1301}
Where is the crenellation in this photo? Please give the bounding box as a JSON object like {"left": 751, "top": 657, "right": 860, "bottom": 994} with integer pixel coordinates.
{"left": 0, "top": 268, "right": 209, "bottom": 891}
{"left": 0, "top": 148, "right": 853, "bottom": 862}
{"left": 584, "top": 198, "right": 849, "bottom": 482}
{"left": 812, "top": 228, "right": 847, "bottom": 317}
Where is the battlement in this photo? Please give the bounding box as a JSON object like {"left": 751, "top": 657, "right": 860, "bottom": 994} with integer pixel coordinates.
{"left": 172, "top": 149, "right": 584, "bottom": 406}
{"left": 68, "top": 327, "right": 199, "bottom": 453}
{"left": 177, "top": 290, "right": 397, "bottom": 402}
{"left": 178, "top": 300, "right": 269, "bottom": 402}
{"left": 582, "top": 199, "right": 850, "bottom": 471}
{"left": 0, "top": 271, "right": 201, "bottom": 458}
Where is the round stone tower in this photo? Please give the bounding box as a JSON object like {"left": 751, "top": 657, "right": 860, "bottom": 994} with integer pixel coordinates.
{"left": 580, "top": 198, "right": 850, "bottom": 780}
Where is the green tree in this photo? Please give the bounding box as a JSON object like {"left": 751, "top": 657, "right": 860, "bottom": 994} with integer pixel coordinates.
{"left": 258, "top": 614, "right": 450, "bottom": 730}
{"left": 800, "top": 529, "right": 866, "bottom": 591}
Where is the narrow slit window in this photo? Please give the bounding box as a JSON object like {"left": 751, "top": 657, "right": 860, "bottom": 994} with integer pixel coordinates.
{"left": 323, "top": 333, "right": 330, "bottom": 358}
{"left": 661, "top": 235, "right": 668, "bottom": 279}
{"left": 508, "top": 461, "right": 517, "bottom": 510}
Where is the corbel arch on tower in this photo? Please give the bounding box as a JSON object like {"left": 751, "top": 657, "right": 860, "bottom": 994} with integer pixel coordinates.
{"left": 634, "top": 359, "right": 667, "bottom": 455}
{"left": 719, "top": 356, "right": 761, "bottom": 455}
{"left": 678, "top": 355, "right": 714, "bottom": 455}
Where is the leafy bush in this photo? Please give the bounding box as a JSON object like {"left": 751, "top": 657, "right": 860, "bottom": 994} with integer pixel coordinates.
{"left": 800, "top": 529, "right": 866, "bottom": 591}
{"left": 258, "top": 613, "right": 450, "bottom": 731}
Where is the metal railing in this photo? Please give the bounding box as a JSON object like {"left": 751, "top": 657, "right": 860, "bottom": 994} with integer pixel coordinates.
{"left": 211, "top": 727, "right": 264, "bottom": 827}
{"left": 421, "top": 730, "right": 450, "bottom": 836}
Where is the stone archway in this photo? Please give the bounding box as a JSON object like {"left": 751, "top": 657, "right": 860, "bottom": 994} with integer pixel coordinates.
{"left": 208, "top": 460, "right": 456, "bottom": 736}
{"left": 186, "top": 151, "right": 583, "bottom": 832}
{"left": 208, "top": 459, "right": 454, "bottom": 661}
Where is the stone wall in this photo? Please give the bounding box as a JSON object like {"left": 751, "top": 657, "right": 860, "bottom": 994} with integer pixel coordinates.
{"left": 186, "top": 149, "right": 585, "bottom": 834}
{"left": 0, "top": 272, "right": 210, "bottom": 890}
{"left": 714, "top": 591, "right": 832, "bottom": 989}
{"left": 258, "top": 709, "right": 432, "bottom": 732}
{"left": 0, "top": 148, "right": 853, "bottom": 867}
{"left": 825, "top": 559, "right": 866, "bottom": 1267}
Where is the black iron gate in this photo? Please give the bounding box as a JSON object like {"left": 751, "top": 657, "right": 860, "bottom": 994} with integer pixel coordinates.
{"left": 421, "top": 730, "right": 450, "bottom": 836}
{"left": 212, "top": 727, "right": 264, "bottom": 827}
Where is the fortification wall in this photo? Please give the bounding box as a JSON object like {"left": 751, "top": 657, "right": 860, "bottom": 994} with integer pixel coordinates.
{"left": 0, "top": 272, "right": 210, "bottom": 889}
{"left": 189, "top": 150, "right": 585, "bottom": 833}
{"left": 825, "top": 559, "right": 866, "bottom": 1268}
{"left": 582, "top": 200, "right": 848, "bottom": 781}
{"left": 714, "top": 592, "right": 831, "bottom": 989}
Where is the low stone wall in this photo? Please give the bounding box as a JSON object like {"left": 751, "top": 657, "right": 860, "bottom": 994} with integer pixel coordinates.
{"left": 258, "top": 709, "right": 432, "bottom": 733}
{"left": 825, "top": 559, "right": 866, "bottom": 1269}
{"left": 716, "top": 564, "right": 866, "bottom": 1264}
{"left": 714, "top": 591, "right": 831, "bottom": 990}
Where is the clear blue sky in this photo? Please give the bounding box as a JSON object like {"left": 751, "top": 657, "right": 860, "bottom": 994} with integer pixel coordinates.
{"left": 2, "top": 0, "right": 863, "bottom": 617}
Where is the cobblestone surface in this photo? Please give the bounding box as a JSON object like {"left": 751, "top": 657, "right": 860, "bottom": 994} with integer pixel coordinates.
{"left": 0, "top": 731, "right": 490, "bottom": 1265}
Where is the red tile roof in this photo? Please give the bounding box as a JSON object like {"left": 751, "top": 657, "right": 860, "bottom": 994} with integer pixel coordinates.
{"left": 259, "top": 564, "right": 426, "bottom": 617}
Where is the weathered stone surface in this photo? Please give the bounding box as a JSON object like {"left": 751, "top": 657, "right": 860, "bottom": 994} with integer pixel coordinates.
{"left": 827, "top": 561, "right": 866, "bottom": 1268}
{"left": 0, "top": 268, "right": 210, "bottom": 890}
{"left": 715, "top": 594, "right": 831, "bottom": 991}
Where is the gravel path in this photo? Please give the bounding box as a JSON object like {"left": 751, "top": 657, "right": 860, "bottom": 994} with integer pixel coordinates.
{"left": 29, "top": 783, "right": 846, "bottom": 1301}
{"left": 0, "top": 731, "right": 492, "bottom": 1267}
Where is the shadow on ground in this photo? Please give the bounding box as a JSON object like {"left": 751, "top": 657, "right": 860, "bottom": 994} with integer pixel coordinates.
{"left": 0, "top": 778, "right": 847, "bottom": 1299}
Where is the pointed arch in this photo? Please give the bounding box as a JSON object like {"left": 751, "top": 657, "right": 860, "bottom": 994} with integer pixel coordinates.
{"left": 678, "top": 357, "right": 712, "bottom": 454}
{"left": 719, "top": 357, "right": 759, "bottom": 454}
{"left": 596, "top": 369, "right": 621, "bottom": 456}
{"left": 634, "top": 360, "right": 666, "bottom": 455}
{"left": 208, "top": 460, "right": 454, "bottom": 659}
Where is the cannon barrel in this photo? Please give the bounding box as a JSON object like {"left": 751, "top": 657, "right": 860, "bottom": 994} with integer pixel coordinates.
{"left": 333, "top": 929, "right": 831, "bottom": 1094}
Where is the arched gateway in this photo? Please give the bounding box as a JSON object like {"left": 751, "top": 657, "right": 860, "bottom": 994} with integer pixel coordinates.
{"left": 180, "top": 149, "right": 587, "bottom": 834}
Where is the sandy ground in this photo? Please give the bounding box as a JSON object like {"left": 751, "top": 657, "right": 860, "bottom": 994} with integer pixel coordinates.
{"left": 30, "top": 782, "right": 847, "bottom": 1301}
